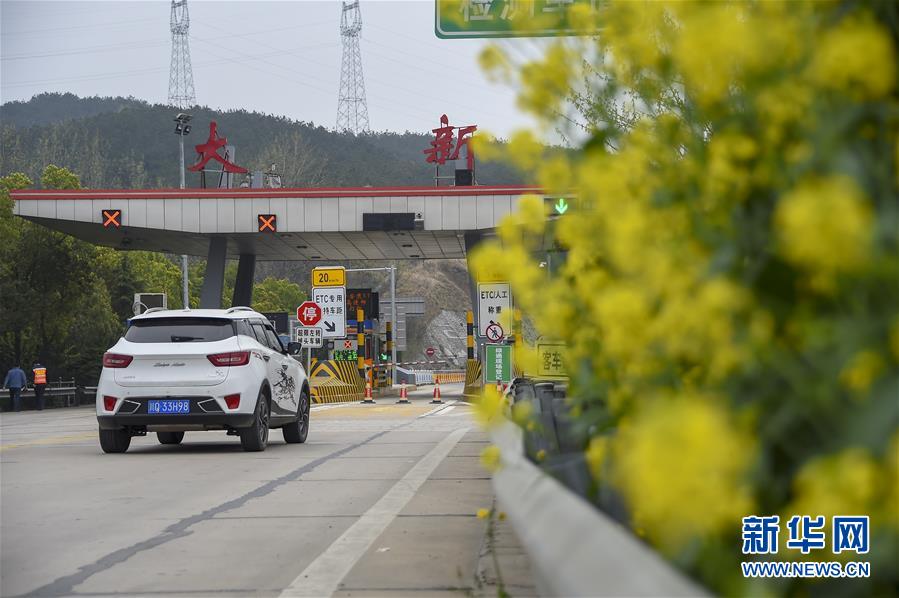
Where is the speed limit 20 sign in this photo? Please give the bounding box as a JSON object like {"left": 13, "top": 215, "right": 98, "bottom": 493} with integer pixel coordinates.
{"left": 312, "top": 266, "right": 346, "bottom": 288}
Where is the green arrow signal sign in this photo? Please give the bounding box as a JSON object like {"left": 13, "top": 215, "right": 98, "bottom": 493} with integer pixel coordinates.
{"left": 554, "top": 198, "right": 569, "bottom": 214}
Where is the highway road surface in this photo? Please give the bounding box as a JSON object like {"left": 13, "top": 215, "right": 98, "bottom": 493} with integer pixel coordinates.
{"left": 0, "top": 383, "right": 534, "bottom": 597}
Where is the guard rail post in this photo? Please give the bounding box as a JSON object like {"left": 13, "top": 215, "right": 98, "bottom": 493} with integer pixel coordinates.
{"left": 356, "top": 308, "right": 365, "bottom": 381}
{"left": 386, "top": 320, "right": 393, "bottom": 388}
{"left": 466, "top": 310, "right": 474, "bottom": 360}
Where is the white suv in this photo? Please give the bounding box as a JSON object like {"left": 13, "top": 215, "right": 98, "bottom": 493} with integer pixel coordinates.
{"left": 96, "top": 307, "right": 309, "bottom": 453}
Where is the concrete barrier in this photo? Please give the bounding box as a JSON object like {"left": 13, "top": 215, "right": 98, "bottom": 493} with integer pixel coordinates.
{"left": 490, "top": 420, "right": 707, "bottom": 597}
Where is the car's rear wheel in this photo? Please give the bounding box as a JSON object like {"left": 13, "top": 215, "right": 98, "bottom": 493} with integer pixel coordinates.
{"left": 283, "top": 389, "right": 310, "bottom": 444}
{"left": 157, "top": 431, "right": 184, "bottom": 445}
{"left": 239, "top": 390, "right": 269, "bottom": 452}
{"left": 99, "top": 428, "right": 131, "bottom": 453}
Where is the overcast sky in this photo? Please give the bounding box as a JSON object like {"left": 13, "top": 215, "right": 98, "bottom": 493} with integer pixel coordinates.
{"left": 1, "top": 0, "right": 540, "bottom": 137}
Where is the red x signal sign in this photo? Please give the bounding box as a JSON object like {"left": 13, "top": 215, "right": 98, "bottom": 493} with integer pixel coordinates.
{"left": 102, "top": 209, "right": 122, "bottom": 228}
{"left": 258, "top": 214, "right": 277, "bottom": 233}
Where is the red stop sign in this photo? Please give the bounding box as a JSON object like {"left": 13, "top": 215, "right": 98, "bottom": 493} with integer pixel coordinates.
{"left": 426, "top": 347, "right": 436, "bottom": 357}
{"left": 297, "top": 301, "right": 322, "bottom": 326}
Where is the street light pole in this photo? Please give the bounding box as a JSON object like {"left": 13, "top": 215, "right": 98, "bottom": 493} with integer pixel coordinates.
{"left": 390, "top": 264, "right": 397, "bottom": 385}
{"left": 174, "top": 113, "right": 192, "bottom": 309}
{"left": 179, "top": 135, "right": 188, "bottom": 309}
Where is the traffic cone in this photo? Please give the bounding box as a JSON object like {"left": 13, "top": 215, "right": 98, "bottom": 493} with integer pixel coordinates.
{"left": 496, "top": 380, "right": 504, "bottom": 395}
{"left": 430, "top": 375, "right": 443, "bottom": 404}
{"left": 361, "top": 372, "right": 375, "bottom": 404}
{"left": 396, "top": 383, "right": 411, "bottom": 404}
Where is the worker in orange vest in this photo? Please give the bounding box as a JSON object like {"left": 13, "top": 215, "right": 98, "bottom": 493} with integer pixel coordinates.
{"left": 32, "top": 362, "right": 47, "bottom": 411}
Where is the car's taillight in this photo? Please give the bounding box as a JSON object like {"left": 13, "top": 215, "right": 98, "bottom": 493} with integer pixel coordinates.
{"left": 103, "top": 396, "right": 117, "bottom": 411}
{"left": 224, "top": 394, "right": 241, "bottom": 409}
{"left": 103, "top": 353, "right": 133, "bottom": 368}
{"left": 207, "top": 351, "right": 250, "bottom": 367}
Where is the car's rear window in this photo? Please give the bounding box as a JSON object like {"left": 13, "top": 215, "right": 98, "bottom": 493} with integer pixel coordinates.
{"left": 124, "top": 318, "right": 235, "bottom": 343}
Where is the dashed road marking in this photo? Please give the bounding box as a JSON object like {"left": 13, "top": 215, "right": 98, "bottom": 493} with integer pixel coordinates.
{"left": 0, "top": 432, "right": 96, "bottom": 451}
{"left": 418, "top": 400, "right": 458, "bottom": 418}
{"left": 279, "top": 426, "right": 469, "bottom": 597}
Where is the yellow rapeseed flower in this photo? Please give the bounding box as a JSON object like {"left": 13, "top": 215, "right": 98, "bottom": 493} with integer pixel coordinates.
{"left": 839, "top": 350, "right": 886, "bottom": 395}
{"left": 538, "top": 155, "right": 572, "bottom": 196}
{"left": 885, "top": 432, "right": 899, "bottom": 532}
{"left": 810, "top": 15, "right": 897, "bottom": 100}
{"left": 775, "top": 175, "right": 873, "bottom": 279}
{"left": 480, "top": 444, "right": 502, "bottom": 473}
{"left": 473, "top": 387, "right": 505, "bottom": 429}
{"left": 510, "top": 400, "right": 532, "bottom": 428}
{"left": 784, "top": 448, "right": 881, "bottom": 527}
{"left": 612, "top": 395, "right": 756, "bottom": 553}
{"left": 517, "top": 43, "right": 577, "bottom": 120}
{"left": 505, "top": 129, "right": 544, "bottom": 171}
{"left": 592, "top": 283, "right": 651, "bottom": 364}
{"left": 476, "top": 508, "right": 490, "bottom": 520}
{"left": 585, "top": 436, "right": 609, "bottom": 481}
{"left": 478, "top": 44, "right": 513, "bottom": 84}
{"left": 890, "top": 319, "right": 899, "bottom": 363}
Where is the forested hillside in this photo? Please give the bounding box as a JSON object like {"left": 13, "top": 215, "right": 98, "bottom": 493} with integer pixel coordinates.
{"left": 0, "top": 93, "right": 523, "bottom": 189}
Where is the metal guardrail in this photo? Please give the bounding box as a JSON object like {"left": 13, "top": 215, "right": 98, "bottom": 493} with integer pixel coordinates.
{"left": 394, "top": 367, "right": 465, "bottom": 385}
{"left": 491, "top": 420, "right": 707, "bottom": 597}
{"left": 2, "top": 381, "right": 98, "bottom": 412}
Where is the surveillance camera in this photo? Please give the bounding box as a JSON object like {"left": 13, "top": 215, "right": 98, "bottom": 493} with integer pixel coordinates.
{"left": 175, "top": 112, "right": 192, "bottom": 122}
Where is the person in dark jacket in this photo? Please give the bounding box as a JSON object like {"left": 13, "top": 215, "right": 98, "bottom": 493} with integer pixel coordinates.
{"left": 3, "top": 365, "right": 28, "bottom": 412}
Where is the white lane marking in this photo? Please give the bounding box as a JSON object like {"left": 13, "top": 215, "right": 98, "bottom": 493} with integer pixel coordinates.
{"left": 279, "top": 426, "right": 470, "bottom": 598}
{"left": 310, "top": 404, "right": 346, "bottom": 412}
{"left": 418, "top": 400, "right": 458, "bottom": 418}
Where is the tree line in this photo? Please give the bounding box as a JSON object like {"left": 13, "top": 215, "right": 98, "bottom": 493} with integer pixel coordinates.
{"left": 0, "top": 93, "right": 523, "bottom": 190}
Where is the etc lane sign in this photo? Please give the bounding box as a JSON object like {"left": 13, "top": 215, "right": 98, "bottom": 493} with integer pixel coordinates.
{"left": 435, "top": 0, "right": 599, "bottom": 39}
{"left": 312, "top": 286, "right": 346, "bottom": 339}
{"left": 478, "top": 282, "right": 511, "bottom": 338}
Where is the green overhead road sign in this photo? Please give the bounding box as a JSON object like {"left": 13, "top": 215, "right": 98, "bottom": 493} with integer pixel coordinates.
{"left": 485, "top": 344, "right": 512, "bottom": 383}
{"left": 436, "top": 0, "right": 599, "bottom": 39}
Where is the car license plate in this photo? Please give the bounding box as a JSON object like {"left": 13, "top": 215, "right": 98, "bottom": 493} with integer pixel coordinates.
{"left": 148, "top": 399, "right": 190, "bottom": 414}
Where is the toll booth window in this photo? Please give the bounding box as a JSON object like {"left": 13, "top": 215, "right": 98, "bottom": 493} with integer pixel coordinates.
{"left": 124, "top": 318, "right": 235, "bottom": 343}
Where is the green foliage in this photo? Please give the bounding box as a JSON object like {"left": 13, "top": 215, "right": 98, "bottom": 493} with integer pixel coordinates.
{"left": 0, "top": 167, "right": 123, "bottom": 383}
{"left": 251, "top": 277, "right": 307, "bottom": 313}
{"left": 41, "top": 164, "right": 81, "bottom": 190}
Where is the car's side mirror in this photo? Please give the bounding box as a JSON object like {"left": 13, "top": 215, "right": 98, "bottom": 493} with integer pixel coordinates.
{"left": 287, "top": 342, "right": 302, "bottom": 355}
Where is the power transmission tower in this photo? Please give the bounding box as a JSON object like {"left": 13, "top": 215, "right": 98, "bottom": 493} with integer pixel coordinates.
{"left": 336, "top": 1, "right": 371, "bottom": 134}
{"left": 168, "top": 0, "right": 196, "bottom": 109}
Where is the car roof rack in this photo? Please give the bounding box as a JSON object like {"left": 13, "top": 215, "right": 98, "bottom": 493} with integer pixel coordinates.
{"left": 226, "top": 306, "right": 255, "bottom": 314}
{"left": 143, "top": 307, "right": 168, "bottom": 314}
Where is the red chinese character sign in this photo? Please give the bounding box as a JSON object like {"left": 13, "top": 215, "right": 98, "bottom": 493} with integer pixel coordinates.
{"left": 297, "top": 301, "right": 322, "bottom": 327}
{"left": 188, "top": 121, "right": 248, "bottom": 175}
{"left": 424, "top": 114, "right": 477, "bottom": 170}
